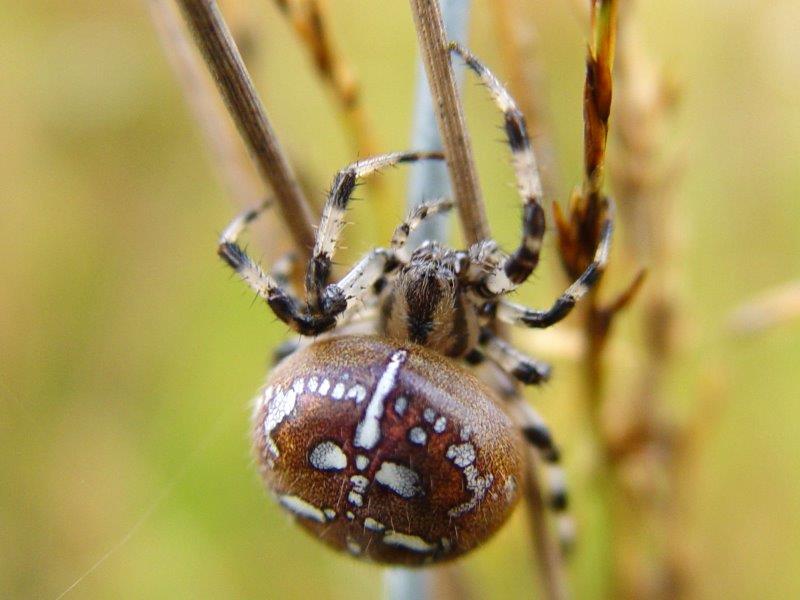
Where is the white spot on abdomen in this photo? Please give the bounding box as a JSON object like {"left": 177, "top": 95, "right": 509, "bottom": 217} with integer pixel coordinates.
{"left": 279, "top": 495, "right": 329, "bottom": 523}
{"left": 354, "top": 350, "right": 407, "bottom": 450}
{"left": 253, "top": 385, "right": 274, "bottom": 415}
{"left": 447, "top": 463, "right": 493, "bottom": 518}
{"left": 382, "top": 531, "right": 436, "bottom": 553}
{"left": 346, "top": 538, "right": 362, "bottom": 555}
{"left": 446, "top": 439, "right": 493, "bottom": 518}
{"left": 433, "top": 416, "right": 447, "bottom": 434}
{"left": 347, "top": 384, "right": 367, "bottom": 403}
{"left": 364, "top": 517, "right": 385, "bottom": 532}
{"left": 446, "top": 442, "right": 476, "bottom": 468}
{"left": 263, "top": 387, "right": 298, "bottom": 457}
{"left": 408, "top": 427, "right": 427, "bottom": 446}
{"left": 309, "top": 441, "right": 347, "bottom": 471}
{"left": 375, "top": 461, "right": 422, "bottom": 498}
{"left": 348, "top": 474, "right": 370, "bottom": 506}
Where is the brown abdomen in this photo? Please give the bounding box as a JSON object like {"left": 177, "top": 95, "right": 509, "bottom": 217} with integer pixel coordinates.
{"left": 252, "top": 335, "right": 523, "bottom": 565}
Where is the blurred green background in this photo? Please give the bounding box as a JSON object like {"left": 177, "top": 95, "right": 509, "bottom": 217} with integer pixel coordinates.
{"left": 1, "top": 1, "right": 799, "bottom": 598}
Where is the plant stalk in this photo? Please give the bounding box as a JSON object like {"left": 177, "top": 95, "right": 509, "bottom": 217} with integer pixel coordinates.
{"left": 176, "top": 0, "right": 316, "bottom": 254}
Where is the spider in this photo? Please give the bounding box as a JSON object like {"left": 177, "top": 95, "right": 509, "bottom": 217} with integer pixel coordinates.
{"left": 217, "top": 43, "right": 613, "bottom": 564}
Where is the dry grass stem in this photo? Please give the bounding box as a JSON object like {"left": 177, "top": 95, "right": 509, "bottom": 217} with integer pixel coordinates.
{"left": 176, "top": 0, "right": 317, "bottom": 254}
{"left": 490, "top": 0, "right": 562, "bottom": 200}
{"left": 270, "top": 0, "right": 380, "bottom": 158}
{"left": 149, "top": 0, "right": 266, "bottom": 210}
{"left": 408, "top": 0, "right": 488, "bottom": 244}
{"left": 553, "top": 0, "right": 626, "bottom": 411}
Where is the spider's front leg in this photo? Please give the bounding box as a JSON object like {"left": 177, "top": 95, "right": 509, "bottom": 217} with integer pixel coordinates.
{"left": 217, "top": 201, "right": 338, "bottom": 336}
{"left": 450, "top": 42, "right": 547, "bottom": 292}
{"left": 304, "top": 151, "right": 444, "bottom": 312}
{"left": 496, "top": 199, "right": 615, "bottom": 329}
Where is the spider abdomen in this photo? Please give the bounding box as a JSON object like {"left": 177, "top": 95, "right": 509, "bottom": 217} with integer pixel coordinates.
{"left": 253, "top": 335, "right": 524, "bottom": 565}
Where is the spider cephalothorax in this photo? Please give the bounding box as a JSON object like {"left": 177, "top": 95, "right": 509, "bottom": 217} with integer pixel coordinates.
{"left": 382, "top": 241, "right": 478, "bottom": 356}
{"left": 218, "top": 44, "right": 613, "bottom": 564}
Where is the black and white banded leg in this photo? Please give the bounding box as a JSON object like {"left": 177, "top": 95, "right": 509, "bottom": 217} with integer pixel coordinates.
{"left": 345, "top": 196, "right": 456, "bottom": 310}
{"left": 219, "top": 200, "right": 397, "bottom": 336}
{"left": 503, "top": 392, "right": 575, "bottom": 550}
{"left": 467, "top": 327, "right": 552, "bottom": 385}
{"left": 334, "top": 247, "right": 399, "bottom": 325}
{"left": 305, "top": 151, "right": 444, "bottom": 310}
{"left": 496, "top": 200, "right": 615, "bottom": 329}
{"left": 218, "top": 201, "right": 338, "bottom": 335}
{"left": 450, "top": 42, "right": 546, "bottom": 293}
{"left": 390, "top": 197, "right": 454, "bottom": 255}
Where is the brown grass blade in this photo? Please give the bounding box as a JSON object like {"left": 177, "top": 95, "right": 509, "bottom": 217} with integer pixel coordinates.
{"left": 176, "top": 0, "right": 317, "bottom": 255}
{"left": 408, "top": 0, "right": 488, "bottom": 244}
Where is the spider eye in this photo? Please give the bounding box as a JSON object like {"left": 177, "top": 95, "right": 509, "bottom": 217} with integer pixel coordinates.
{"left": 253, "top": 335, "right": 524, "bottom": 565}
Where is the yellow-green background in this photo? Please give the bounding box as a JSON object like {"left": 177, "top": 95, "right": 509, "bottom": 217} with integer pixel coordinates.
{"left": 2, "top": 1, "right": 798, "bottom": 598}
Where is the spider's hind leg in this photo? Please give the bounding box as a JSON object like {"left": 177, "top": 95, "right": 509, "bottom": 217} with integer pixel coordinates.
{"left": 218, "top": 202, "right": 337, "bottom": 336}
{"left": 476, "top": 357, "right": 575, "bottom": 551}
{"left": 468, "top": 327, "right": 552, "bottom": 385}
{"left": 504, "top": 390, "right": 576, "bottom": 551}
{"left": 496, "top": 200, "right": 615, "bottom": 329}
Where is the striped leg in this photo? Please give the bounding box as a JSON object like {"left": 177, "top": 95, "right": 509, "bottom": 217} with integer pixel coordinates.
{"left": 504, "top": 392, "right": 575, "bottom": 550}
{"left": 336, "top": 248, "right": 400, "bottom": 314}
{"left": 468, "top": 328, "right": 552, "bottom": 385}
{"left": 496, "top": 200, "right": 615, "bottom": 328}
{"left": 305, "top": 151, "right": 444, "bottom": 310}
{"left": 450, "top": 42, "right": 546, "bottom": 291}
{"left": 340, "top": 198, "right": 454, "bottom": 325}
{"left": 218, "top": 202, "right": 338, "bottom": 336}
{"left": 390, "top": 197, "right": 454, "bottom": 254}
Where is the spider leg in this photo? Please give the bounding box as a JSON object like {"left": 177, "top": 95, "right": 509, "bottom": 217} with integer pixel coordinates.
{"left": 469, "top": 358, "right": 575, "bottom": 549}
{"left": 218, "top": 203, "right": 337, "bottom": 336}
{"left": 468, "top": 327, "right": 552, "bottom": 385}
{"left": 496, "top": 201, "right": 615, "bottom": 328}
{"left": 306, "top": 151, "right": 445, "bottom": 310}
{"left": 336, "top": 248, "right": 400, "bottom": 315}
{"left": 450, "top": 42, "right": 546, "bottom": 290}
{"left": 390, "top": 197, "right": 454, "bottom": 255}
{"left": 503, "top": 390, "right": 575, "bottom": 550}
